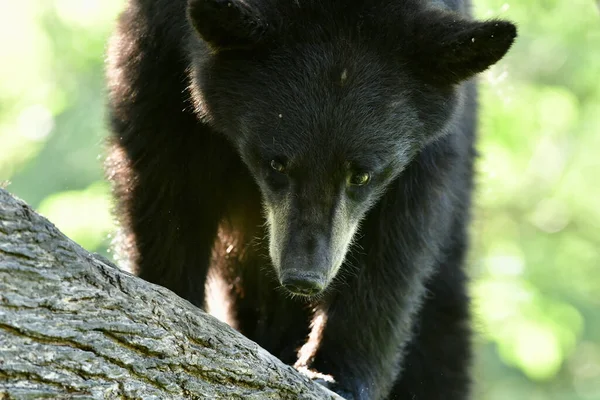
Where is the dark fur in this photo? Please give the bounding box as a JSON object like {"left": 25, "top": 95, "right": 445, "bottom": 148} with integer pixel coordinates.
{"left": 105, "top": 0, "right": 516, "bottom": 398}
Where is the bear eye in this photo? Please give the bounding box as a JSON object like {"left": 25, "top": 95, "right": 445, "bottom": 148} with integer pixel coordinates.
{"left": 348, "top": 172, "right": 371, "bottom": 186}
{"left": 270, "top": 159, "right": 286, "bottom": 174}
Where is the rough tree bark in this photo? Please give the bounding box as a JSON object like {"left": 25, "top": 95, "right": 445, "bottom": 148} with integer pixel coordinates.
{"left": 0, "top": 188, "right": 341, "bottom": 400}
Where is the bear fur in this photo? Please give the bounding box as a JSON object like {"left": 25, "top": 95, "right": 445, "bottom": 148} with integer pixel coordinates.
{"left": 105, "top": 0, "right": 516, "bottom": 398}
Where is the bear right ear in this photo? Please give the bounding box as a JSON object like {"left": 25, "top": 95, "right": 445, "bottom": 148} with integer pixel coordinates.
{"left": 407, "top": 10, "right": 517, "bottom": 85}
{"left": 187, "top": 0, "right": 269, "bottom": 51}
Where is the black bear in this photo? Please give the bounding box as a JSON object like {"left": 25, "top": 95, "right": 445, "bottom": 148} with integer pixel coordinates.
{"left": 105, "top": 0, "right": 516, "bottom": 398}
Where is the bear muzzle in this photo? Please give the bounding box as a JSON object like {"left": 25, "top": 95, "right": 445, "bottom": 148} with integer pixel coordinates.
{"left": 277, "top": 232, "right": 332, "bottom": 296}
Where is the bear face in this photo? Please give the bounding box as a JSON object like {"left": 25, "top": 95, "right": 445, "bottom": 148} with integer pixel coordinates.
{"left": 195, "top": 44, "right": 428, "bottom": 296}
{"left": 186, "top": 0, "right": 516, "bottom": 296}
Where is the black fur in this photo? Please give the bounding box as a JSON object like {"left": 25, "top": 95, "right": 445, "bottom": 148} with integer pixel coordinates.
{"left": 105, "top": 0, "right": 516, "bottom": 398}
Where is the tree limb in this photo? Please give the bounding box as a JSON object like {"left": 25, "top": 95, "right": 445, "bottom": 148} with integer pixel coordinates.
{"left": 0, "top": 188, "right": 341, "bottom": 399}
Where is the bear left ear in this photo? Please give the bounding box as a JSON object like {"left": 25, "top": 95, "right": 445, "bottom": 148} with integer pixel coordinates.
{"left": 409, "top": 12, "right": 517, "bottom": 85}
{"left": 187, "top": 0, "right": 270, "bottom": 51}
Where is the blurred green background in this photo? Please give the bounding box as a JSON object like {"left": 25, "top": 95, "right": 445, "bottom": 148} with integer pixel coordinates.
{"left": 0, "top": 1, "right": 598, "bottom": 398}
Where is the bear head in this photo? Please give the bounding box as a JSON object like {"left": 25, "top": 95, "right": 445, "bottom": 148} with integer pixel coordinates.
{"left": 187, "top": 0, "right": 516, "bottom": 297}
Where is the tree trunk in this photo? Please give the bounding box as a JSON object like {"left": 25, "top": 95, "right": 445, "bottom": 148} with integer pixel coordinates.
{"left": 0, "top": 188, "right": 341, "bottom": 399}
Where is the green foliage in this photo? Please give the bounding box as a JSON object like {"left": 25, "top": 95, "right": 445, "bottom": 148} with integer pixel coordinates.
{"left": 0, "top": 0, "right": 123, "bottom": 255}
{"left": 1, "top": 1, "right": 598, "bottom": 399}
{"left": 471, "top": 1, "right": 600, "bottom": 399}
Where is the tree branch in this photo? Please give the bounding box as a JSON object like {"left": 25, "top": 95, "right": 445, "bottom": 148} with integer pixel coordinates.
{"left": 0, "top": 188, "right": 341, "bottom": 399}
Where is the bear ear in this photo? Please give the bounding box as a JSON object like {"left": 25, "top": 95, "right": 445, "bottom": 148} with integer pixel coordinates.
{"left": 409, "top": 12, "right": 517, "bottom": 85}
{"left": 187, "top": 0, "right": 269, "bottom": 51}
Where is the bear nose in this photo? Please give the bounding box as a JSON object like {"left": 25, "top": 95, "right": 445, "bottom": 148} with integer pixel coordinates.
{"left": 281, "top": 272, "right": 325, "bottom": 296}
